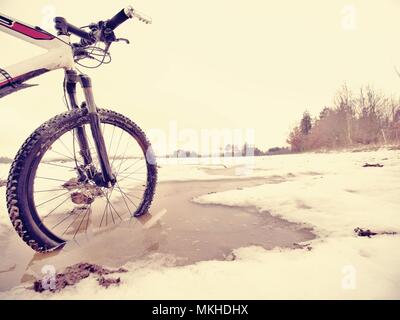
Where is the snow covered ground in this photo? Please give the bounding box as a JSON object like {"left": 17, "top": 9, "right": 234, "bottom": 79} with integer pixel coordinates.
{"left": 0, "top": 148, "right": 400, "bottom": 299}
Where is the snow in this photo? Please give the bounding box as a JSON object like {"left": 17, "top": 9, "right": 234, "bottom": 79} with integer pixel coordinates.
{"left": 2, "top": 237, "right": 400, "bottom": 299}
{"left": 156, "top": 156, "right": 257, "bottom": 181}
{"left": 194, "top": 152, "right": 400, "bottom": 237}
{"left": 1, "top": 148, "right": 400, "bottom": 299}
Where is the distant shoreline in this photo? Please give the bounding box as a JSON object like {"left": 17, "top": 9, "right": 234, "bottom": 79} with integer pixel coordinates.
{"left": 0, "top": 144, "right": 397, "bottom": 165}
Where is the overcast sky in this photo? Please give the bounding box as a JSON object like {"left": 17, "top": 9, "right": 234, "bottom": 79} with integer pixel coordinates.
{"left": 1, "top": 0, "right": 400, "bottom": 156}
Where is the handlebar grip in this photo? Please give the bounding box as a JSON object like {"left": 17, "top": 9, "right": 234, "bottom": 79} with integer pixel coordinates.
{"left": 106, "top": 7, "right": 133, "bottom": 30}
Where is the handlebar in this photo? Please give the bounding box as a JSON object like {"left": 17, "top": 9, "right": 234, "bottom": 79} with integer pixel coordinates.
{"left": 54, "top": 16, "right": 93, "bottom": 42}
{"left": 54, "top": 5, "right": 151, "bottom": 44}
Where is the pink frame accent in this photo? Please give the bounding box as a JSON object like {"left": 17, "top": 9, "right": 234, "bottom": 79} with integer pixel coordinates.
{"left": 0, "top": 12, "right": 75, "bottom": 89}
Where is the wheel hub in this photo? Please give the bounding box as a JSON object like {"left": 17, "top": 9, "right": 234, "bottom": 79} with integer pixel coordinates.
{"left": 62, "top": 178, "right": 104, "bottom": 205}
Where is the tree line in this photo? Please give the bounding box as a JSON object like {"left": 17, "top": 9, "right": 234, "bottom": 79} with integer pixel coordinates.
{"left": 287, "top": 85, "right": 400, "bottom": 152}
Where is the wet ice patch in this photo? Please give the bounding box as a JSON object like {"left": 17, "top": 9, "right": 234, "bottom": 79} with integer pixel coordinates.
{"left": 194, "top": 159, "right": 400, "bottom": 237}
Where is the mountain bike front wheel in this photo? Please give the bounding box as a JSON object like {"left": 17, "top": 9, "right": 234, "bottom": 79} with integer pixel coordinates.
{"left": 6, "top": 108, "right": 157, "bottom": 252}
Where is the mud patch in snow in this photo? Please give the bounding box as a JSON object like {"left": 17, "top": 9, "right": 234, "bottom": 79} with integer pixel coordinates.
{"left": 32, "top": 262, "right": 127, "bottom": 293}
{"left": 354, "top": 227, "right": 397, "bottom": 238}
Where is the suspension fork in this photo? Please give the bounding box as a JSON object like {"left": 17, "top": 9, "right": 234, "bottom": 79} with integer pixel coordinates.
{"left": 65, "top": 70, "right": 92, "bottom": 166}
{"left": 64, "top": 70, "right": 115, "bottom": 187}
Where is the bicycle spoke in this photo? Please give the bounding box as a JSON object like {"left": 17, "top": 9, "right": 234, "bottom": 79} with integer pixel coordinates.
{"left": 117, "top": 165, "right": 147, "bottom": 184}
{"left": 117, "top": 160, "right": 145, "bottom": 178}
{"left": 36, "top": 190, "right": 71, "bottom": 208}
{"left": 34, "top": 188, "right": 68, "bottom": 193}
{"left": 118, "top": 174, "right": 146, "bottom": 181}
{"left": 36, "top": 176, "right": 72, "bottom": 183}
{"left": 99, "top": 194, "right": 110, "bottom": 228}
{"left": 117, "top": 175, "right": 146, "bottom": 183}
{"left": 86, "top": 128, "right": 96, "bottom": 154}
{"left": 84, "top": 204, "right": 91, "bottom": 234}
{"left": 48, "top": 149, "right": 77, "bottom": 162}
{"left": 108, "top": 125, "right": 116, "bottom": 155}
{"left": 51, "top": 211, "right": 74, "bottom": 230}
{"left": 111, "top": 130, "right": 124, "bottom": 168}
{"left": 117, "top": 183, "right": 146, "bottom": 192}
{"left": 41, "top": 162, "right": 76, "bottom": 170}
{"left": 115, "top": 183, "right": 133, "bottom": 215}
{"left": 38, "top": 194, "right": 72, "bottom": 225}
{"left": 115, "top": 155, "right": 137, "bottom": 176}
{"left": 100, "top": 187, "right": 115, "bottom": 227}
{"left": 116, "top": 184, "right": 139, "bottom": 208}
{"left": 118, "top": 170, "right": 146, "bottom": 175}
{"left": 107, "top": 194, "right": 116, "bottom": 225}
{"left": 58, "top": 136, "right": 76, "bottom": 160}
{"left": 73, "top": 204, "right": 91, "bottom": 239}
{"left": 62, "top": 206, "right": 86, "bottom": 236}
{"left": 114, "top": 140, "right": 130, "bottom": 173}
{"left": 103, "top": 189, "right": 123, "bottom": 221}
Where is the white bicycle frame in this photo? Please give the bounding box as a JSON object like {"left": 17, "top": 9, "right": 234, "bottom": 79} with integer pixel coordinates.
{"left": 0, "top": 12, "right": 74, "bottom": 92}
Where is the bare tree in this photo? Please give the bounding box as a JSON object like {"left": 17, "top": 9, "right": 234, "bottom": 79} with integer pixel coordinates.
{"left": 287, "top": 84, "right": 400, "bottom": 152}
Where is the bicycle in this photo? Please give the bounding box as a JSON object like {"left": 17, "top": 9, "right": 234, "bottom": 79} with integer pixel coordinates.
{"left": 0, "top": 6, "right": 158, "bottom": 252}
